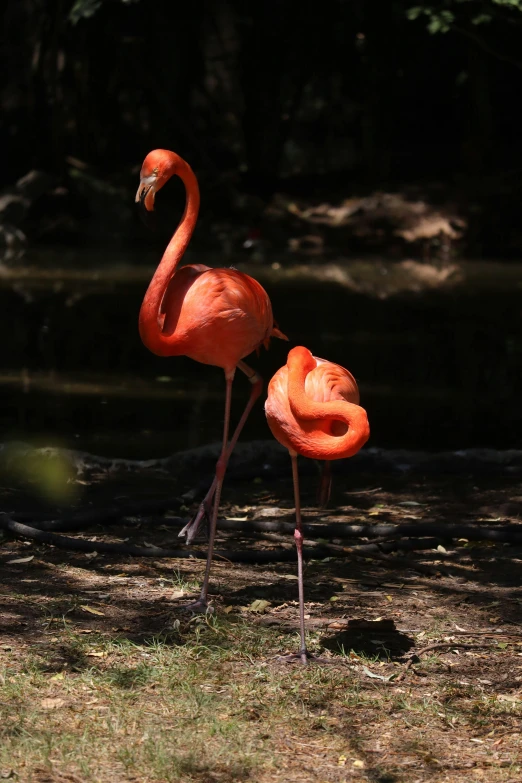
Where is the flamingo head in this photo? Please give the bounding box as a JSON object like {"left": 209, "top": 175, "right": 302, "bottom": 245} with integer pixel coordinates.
{"left": 135, "top": 149, "right": 180, "bottom": 211}
{"left": 287, "top": 346, "right": 316, "bottom": 374}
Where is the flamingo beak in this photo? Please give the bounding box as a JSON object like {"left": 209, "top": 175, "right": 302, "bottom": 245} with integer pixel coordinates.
{"left": 135, "top": 174, "right": 157, "bottom": 212}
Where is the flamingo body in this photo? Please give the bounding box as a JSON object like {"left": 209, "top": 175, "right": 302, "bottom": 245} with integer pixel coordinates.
{"left": 265, "top": 347, "right": 369, "bottom": 461}
{"left": 141, "top": 265, "right": 279, "bottom": 371}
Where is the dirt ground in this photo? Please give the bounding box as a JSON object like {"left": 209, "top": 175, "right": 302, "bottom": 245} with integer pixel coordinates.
{"left": 1, "top": 456, "right": 522, "bottom": 782}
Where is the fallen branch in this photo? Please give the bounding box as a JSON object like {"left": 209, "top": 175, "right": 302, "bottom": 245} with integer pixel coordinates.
{"left": 0, "top": 514, "right": 445, "bottom": 564}
{"left": 10, "top": 497, "right": 185, "bottom": 532}
{"left": 205, "top": 518, "right": 522, "bottom": 544}
{"left": 0, "top": 514, "right": 299, "bottom": 563}
{"left": 20, "top": 505, "right": 522, "bottom": 547}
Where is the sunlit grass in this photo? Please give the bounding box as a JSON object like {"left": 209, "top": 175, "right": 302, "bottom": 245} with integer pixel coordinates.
{"left": 1, "top": 615, "right": 521, "bottom": 782}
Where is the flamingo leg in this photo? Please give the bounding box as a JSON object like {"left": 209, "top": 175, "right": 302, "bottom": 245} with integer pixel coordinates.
{"left": 179, "top": 361, "right": 262, "bottom": 544}
{"left": 278, "top": 454, "right": 335, "bottom": 665}
{"left": 317, "top": 461, "right": 332, "bottom": 508}
{"left": 183, "top": 369, "right": 236, "bottom": 611}
{"left": 291, "top": 452, "right": 308, "bottom": 663}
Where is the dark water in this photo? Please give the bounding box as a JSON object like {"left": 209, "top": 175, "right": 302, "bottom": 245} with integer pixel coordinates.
{"left": 1, "top": 252, "right": 521, "bottom": 457}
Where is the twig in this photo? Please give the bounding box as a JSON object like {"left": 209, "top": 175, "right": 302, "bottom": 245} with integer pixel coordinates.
{"left": 343, "top": 487, "right": 383, "bottom": 495}
{"left": 396, "top": 641, "right": 510, "bottom": 682}
{"left": 454, "top": 25, "right": 522, "bottom": 72}
{"left": 443, "top": 630, "right": 522, "bottom": 637}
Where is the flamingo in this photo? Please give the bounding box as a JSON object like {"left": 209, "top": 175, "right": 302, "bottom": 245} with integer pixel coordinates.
{"left": 136, "top": 149, "right": 287, "bottom": 611}
{"left": 265, "top": 346, "right": 370, "bottom": 663}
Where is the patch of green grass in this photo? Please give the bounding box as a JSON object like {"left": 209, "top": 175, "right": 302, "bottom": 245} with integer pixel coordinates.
{"left": 0, "top": 618, "right": 347, "bottom": 781}
{"left": 1, "top": 614, "right": 521, "bottom": 782}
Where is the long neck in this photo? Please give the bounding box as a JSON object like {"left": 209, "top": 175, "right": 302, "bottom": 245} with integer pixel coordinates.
{"left": 139, "top": 161, "right": 200, "bottom": 354}
{"left": 287, "top": 356, "right": 370, "bottom": 460}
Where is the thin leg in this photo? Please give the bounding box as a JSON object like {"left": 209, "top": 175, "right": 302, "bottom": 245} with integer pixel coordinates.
{"left": 179, "top": 361, "right": 263, "bottom": 543}
{"left": 292, "top": 453, "right": 308, "bottom": 663}
{"left": 317, "top": 461, "right": 332, "bottom": 508}
{"left": 183, "top": 371, "right": 234, "bottom": 612}
{"left": 278, "top": 454, "right": 334, "bottom": 665}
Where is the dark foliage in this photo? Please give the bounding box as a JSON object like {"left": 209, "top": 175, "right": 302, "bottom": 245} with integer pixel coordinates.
{"left": 2, "top": 0, "right": 522, "bottom": 256}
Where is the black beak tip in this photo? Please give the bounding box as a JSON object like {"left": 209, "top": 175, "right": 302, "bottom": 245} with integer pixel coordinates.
{"left": 138, "top": 191, "right": 157, "bottom": 231}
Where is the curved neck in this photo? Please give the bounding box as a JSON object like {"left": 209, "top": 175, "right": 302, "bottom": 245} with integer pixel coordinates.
{"left": 287, "top": 355, "right": 370, "bottom": 459}
{"left": 139, "top": 160, "right": 200, "bottom": 352}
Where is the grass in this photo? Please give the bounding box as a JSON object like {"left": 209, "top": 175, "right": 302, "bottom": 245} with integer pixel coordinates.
{"left": 0, "top": 618, "right": 352, "bottom": 782}
{"left": 3, "top": 466, "right": 522, "bottom": 782}
{"left": 1, "top": 613, "right": 521, "bottom": 782}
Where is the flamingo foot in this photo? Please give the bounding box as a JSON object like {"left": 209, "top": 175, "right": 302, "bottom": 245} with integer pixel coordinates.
{"left": 178, "top": 495, "right": 213, "bottom": 544}
{"left": 276, "top": 649, "right": 336, "bottom": 665}
{"left": 180, "top": 597, "right": 213, "bottom": 614}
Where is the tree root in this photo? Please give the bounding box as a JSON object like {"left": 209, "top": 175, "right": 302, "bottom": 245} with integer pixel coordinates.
{"left": 184, "top": 518, "right": 522, "bottom": 544}
{"left": 16, "top": 500, "right": 522, "bottom": 547}
{"left": 1, "top": 514, "right": 447, "bottom": 564}
{"left": 9, "top": 497, "right": 184, "bottom": 532}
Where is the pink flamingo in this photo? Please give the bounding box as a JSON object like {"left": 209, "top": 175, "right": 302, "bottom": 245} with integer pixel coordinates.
{"left": 136, "top": 149, "right": 287, "bottom": 610}
{"left": 265, "top": 346, "right": 370, "bottom": 662}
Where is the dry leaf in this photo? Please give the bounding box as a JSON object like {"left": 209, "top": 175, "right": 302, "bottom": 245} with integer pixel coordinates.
{"left": 249, "top": 599, "right": 271, "bottom": 613}
{"left": 80, "top": 605, "right": 105, "bottom": 616}
{"left": 362, "top": 666, "right": 395, "bottom": 682}
{"left": 385, "top": 595, "right": 393, "bottom": 602}
{"left": 40, "top": 697, "right": 65, "bottom": 710}
{"left": 353, "top": 759, "right": 365, "bottom": 768}
{"left": 6, "top": 555, "right": 34, "bottom": 564}
{"left": 497, "top": 694, "right": 519, "bottom": 703}
{"left": 337, "top": 754, "right": 347, "bottom": 767}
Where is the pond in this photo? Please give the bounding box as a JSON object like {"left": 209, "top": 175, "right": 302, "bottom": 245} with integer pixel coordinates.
{"left": 1, "top": 252, "right": 521, "bottom": 458}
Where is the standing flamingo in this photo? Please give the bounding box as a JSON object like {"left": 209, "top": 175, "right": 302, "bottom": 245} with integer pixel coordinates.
{"left": 136, "top": 149, "right": 287, "bottom": 610}
{"left": 265, "top": 346, "right": 370, "bottom": 662}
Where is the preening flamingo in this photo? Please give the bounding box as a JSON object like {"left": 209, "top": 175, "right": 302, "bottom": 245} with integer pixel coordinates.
{"left": 265, "top": 346, "right": 370, "bottom": 662}
{"left": 136, "top": 149, "right": 287, "bottom": 610}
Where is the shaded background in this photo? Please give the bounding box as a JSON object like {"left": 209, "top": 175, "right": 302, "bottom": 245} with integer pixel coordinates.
{"left": 1, "top": 0, "right": 522, "bottom": 458}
